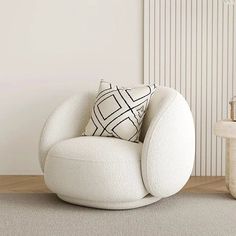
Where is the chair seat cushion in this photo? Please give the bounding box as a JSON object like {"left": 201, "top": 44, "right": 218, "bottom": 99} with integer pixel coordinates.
{"left": 44, "top": 136, "right": 148, "bottom": 202}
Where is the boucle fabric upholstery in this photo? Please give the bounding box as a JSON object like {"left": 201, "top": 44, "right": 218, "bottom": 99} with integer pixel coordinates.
{"left": 141, "top": 88, "right": 195, "bottom": 198}
{"left": 39, "top": 86, "right": 195, "bottom": 209}
{"left": 39, "top": 94, "right": 94, "bottom": 171}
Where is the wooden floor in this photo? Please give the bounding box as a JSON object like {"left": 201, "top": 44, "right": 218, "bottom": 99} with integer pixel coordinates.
{"left": 0, "top": 176, "right": 227, "bottom": 193}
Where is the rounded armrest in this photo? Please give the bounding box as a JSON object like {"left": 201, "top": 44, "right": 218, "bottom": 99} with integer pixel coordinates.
{"left": 39, "top": 93, "right": 95, "bottom": 171}
{"left": 141, "top": 87, "right": 195, "bottom": 198}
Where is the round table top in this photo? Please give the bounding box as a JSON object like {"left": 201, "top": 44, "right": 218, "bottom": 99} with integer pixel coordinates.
{"left": 214, "top": 119, "right": 236, "bottom": 138}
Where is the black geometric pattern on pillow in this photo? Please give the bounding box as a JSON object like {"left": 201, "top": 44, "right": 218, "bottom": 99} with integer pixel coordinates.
{"left": 83, "top": 81, "right": 157, "bottom": 142}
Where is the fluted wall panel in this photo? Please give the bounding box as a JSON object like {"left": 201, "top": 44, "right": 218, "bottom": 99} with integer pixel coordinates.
{"left": 144, "top": 0, "right": 236, "bottom": 176}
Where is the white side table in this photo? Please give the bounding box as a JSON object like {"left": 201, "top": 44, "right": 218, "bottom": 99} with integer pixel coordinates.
{"left": 215, "top": 120, "right": 236, "bottom": 198}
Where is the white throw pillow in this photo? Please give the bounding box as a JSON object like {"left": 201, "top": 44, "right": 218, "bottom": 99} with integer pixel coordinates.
{"left": 83, "top": 80, "right": 157, "bottom": 142}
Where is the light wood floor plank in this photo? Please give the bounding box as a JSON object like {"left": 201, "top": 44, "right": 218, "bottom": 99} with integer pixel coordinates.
{"left": 183, "top": 177, "right": 227, "bottom": 193}
{"left": 0, "top": 176, "right": 227, "bottom": 193}
{"left": 0, "top": 176, "right": 50, "bottom": 193}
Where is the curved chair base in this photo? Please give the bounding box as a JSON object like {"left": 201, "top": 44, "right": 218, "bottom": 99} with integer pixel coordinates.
{"left": 57, "top": 194, "right": 161, "bottom": 210}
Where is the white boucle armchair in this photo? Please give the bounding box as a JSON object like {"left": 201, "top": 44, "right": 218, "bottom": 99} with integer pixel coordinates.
{"left": 39, "top": 87, "right": 195, "bottom": 209}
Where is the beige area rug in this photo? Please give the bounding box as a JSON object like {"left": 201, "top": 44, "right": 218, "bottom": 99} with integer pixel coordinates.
{"left": 0, "top": 192, "right": 236, "bottom": 236}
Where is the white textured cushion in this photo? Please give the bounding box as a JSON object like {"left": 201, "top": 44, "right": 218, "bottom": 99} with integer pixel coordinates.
{"left": 44, "top": 136, "right": 148, "bottom": 202}
{"left": 83, "top": 80, "right": 156, "bottom": 142}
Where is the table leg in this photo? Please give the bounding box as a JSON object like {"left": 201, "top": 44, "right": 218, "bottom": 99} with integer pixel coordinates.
{"left": 229, "top": 138, "right": 236, "bottom": 198}
{"left": 225, "top": 139, "right": 230, "bottom": 190}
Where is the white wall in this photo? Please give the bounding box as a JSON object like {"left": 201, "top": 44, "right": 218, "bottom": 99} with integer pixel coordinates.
{"left": 0, "top": 0, "right": 143, "bottom": 174}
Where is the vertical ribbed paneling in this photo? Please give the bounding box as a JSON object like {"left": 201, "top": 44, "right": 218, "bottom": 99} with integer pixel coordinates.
{"left": 144, "top": 0, "right": 236, "bottom": 176}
